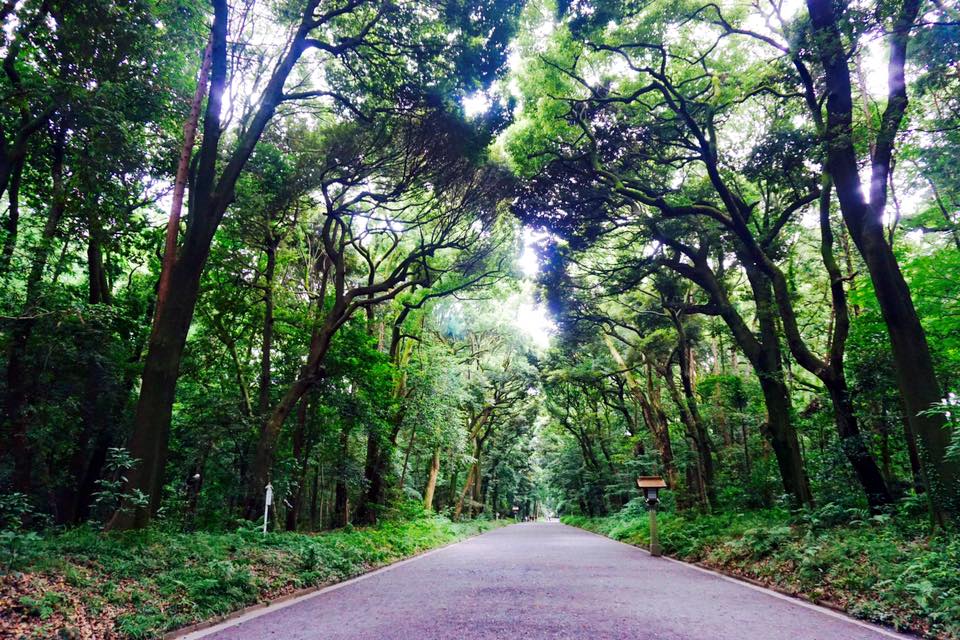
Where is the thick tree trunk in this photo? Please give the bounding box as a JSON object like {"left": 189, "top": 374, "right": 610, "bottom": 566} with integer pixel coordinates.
{"left": 746, "top": 180, "right": 893, "bottom": 509}
{"left": 742, "top": 265, "right": 813, "bottom": 506}
{"left": 356, "top": 430, "right": 385, "bottom": 524}
{"left": 853, "top": 229, "right": 956, "bottom": 517}
{"left": 756, "top": 371, "right": 813, "bottom": 506}
{"left": 109, "top": 0, "right": 322, "bottom": 529}
{"left": 107, "top": 253, "right": 208, "bottom": 529}
{"left": 806, "top": 0, "right": 958, "bottom": 524}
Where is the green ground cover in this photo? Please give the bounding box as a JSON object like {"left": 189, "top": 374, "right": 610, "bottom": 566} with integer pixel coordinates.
{"left": 0, "top": 513, "right": 502, "bottom": 639}
{"left": 564, "top": 501, "right": 960, "bottom": 639}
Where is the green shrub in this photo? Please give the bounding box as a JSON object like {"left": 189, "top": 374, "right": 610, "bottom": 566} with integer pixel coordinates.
{"left": 3, "top": 512, "right": 505, "bottom": 639}
{"left": 566, "top": 507, "right": 959, "bottom": 638}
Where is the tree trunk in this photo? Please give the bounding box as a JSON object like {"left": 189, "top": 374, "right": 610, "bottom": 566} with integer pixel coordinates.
{"left": 4, "top": 125, "right": 67, "bottom": 495}
{"left": 0, "top": 156, "right": 23, "bottom": 275}
{"left": 155, "top": 40, "right": 212, "bottom": 320}
{"left": 423, "top": 447, "right": 440, "bottom": 510}
{"left": 398, "top": 426, "right": 416, "bottom": 492}
{"left": 756, "top": 371, "right": 812, "bottom": 506}
{"left": 806, "top": 0, "right": 958, "bottom": 524}
{"left": 257, "top": 238, "right": 277, "bottom": 418}
{"left": 672, "top": 316, "right": 715, "bottom": 504}
{"left": 356, "top": 429, "right": 385, "bottom": 524}
{"left": 741, "top": 264, "right": 813, "bottom": 506}
{"left": 107, "top": 251, "right": 209, "bottom": 529}
{"left": 825, "top": 380, "right": 893, "bottom": 509}
{"left": 309, "top": 463, "right": 321, "bottom": 529}
{"left": 746, "top": 179, "right": 893, "bottom": 509}
{"left": 603, "top": 335, "right": 679, "bottom": 488}
{"left": 333, "top": 424, "right": 350, "bottom": 528}
{"left": 453, "top": 438, "right": 480, "bottom": 520}
{"left": 664, "top": 370, "right": 710, "bottom": 509}
{"left": 901, "top": 410, "right": 925, "bottom": 494}
{"left": 286, "top": 395, "right": 310, "bottom": 531}
{"left": 109, "top": 0, "right": 323, "bottom": 529}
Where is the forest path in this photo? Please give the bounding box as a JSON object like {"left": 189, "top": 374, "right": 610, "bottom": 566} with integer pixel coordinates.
{"left": 181, "top": 522, "right": 911, "bottom": 640}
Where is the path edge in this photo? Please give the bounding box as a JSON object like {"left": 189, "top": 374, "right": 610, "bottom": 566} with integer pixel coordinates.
{"left": 560, "top": 522, "right": 919, "bottom": 640}
{"left": 165, "top": 523, "right": 511, "bottom": 640}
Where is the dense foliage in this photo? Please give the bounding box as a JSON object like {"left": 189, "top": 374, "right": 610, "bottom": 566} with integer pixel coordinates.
{"left": 502, "top": 0, "right": 960, "bottom": 523}
{"left": 0, "top": 0, "right": 959, "bottom": 637}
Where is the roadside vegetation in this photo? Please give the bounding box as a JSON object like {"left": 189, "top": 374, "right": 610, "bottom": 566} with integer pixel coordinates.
{"left": 0, "top": 508, "right": 501, "bottom": 640}
{"left": 564, "top": 500, "right": 960, "bottom": 639}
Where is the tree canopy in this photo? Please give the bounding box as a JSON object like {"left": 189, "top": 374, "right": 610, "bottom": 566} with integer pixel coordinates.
{"left": 1, "top": 0, "right": 958, "bottom": 554}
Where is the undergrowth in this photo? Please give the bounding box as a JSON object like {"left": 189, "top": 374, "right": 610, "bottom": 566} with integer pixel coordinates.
{"left": 563, "top": 500, "right": 959, "bottom": 639}
{"left": 0, "top": 512, "right": 502, "bottom": 639}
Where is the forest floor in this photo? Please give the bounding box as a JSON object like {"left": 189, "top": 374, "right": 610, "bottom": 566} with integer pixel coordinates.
{"left": 563, "top": 503, "right": 960, "bottom": 639}
{"left": 0, "top": 514, "right": 503, "bottom": 640}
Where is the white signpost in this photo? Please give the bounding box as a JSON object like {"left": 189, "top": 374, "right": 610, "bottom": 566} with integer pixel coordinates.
{"left": 263, "top": 483, "right": 273, "bottom": 533}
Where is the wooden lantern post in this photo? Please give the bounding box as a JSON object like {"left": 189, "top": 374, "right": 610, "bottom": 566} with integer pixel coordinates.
{"left": 636, "top": 476, "right": 667, "bottom": 557}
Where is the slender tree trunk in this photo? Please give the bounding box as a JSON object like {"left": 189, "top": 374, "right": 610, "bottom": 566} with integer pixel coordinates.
{"left": 286, "top": 395, "right": 310, "bottom": 531}
{"left": 398, "top": 426, "right": 416, "bottom": 492}
{"left": 333, "top": 424, "right": 350, "bottom": 528}
{"left": 471, "top": 447, "right": 483, "bottom": 515}
{"left": 257, "top": 238, "right": 277, "bottom": 418}
{"left": 58, "top": 232, "right": 114, "bottom": 523}
{"left": 603, "top": 335, "right": 679, "bottom": 488}
{"left": 244, "top": 304, "right": 342, "bottom": 518}
{"left": 4, "top": 126, "right": 67, "bottom": 494}
{"left": 309, "top": 463, "right": 321, "bottom": 529}
{"left": 154, "top": 40, "right": 212, "bottom": 319}
{"left": 664, "top": 370, "right": 710, "bottom": 510}
{"left": 0, "top": 156, "right": 23, "bottom": 275}
{"left": 357, "top": 314, "right": 414, "bottom": 521}
{"left": 672, "top": 318, "right": 715, "bottom": 503}
{"left": 423, "top": 446, "right": 440, "bottom": 510}
{"left": 824, "top": 379, "right": 893, "bottom": 509}
{"left": 901, "top": 410, "right": 925, "bottom": 494}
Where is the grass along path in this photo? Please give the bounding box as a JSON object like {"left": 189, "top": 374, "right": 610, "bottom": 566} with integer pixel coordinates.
{"left": 0, "top": 515, "right": 504, "bottom": 640}
{"left": 563, "top": 503, "right": 960, "bottom": 639}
